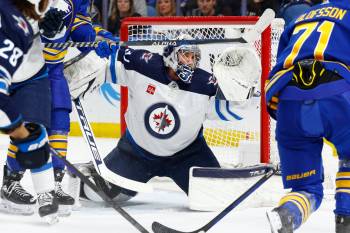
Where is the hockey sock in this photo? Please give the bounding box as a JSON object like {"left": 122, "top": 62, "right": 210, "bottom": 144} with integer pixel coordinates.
{"left": 49, "top": 132, "right": 68, "bottom": 170}
{"left": 30, "top": 157, "right": 55, "bottom": 194}
{"left": 335, "top": 159, "right": 350, "bottom": 216}
{"left": 5, "top": 142, "right": 25, "bottom": 172}
{"left": 278, "top": 191, "right": 318, "bottom": 230}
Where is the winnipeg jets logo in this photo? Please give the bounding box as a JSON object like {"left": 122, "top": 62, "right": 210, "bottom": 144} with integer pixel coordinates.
{"left": 153, "top": 105, "right": 172, "bottom": 132}
{"left": 141, "top": 52, "right": 153, "bottom": 63}
{"left": 208, "top": 75, "right": 217, "bottom": 85}
{"left": 144, "top": 103, "right": 180, "bottom": 139}
{"left": 12, "top": 15, "right": 29, "bottom": 35}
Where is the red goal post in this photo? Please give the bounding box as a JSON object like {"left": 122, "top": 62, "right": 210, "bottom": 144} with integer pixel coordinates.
{"left": 119, "top": 16, "right": 284, "bottom": 166}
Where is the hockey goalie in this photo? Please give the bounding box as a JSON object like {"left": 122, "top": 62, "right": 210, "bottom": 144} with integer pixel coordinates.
{"left": 64, "top": 35, "right": 267, "bottom": 209}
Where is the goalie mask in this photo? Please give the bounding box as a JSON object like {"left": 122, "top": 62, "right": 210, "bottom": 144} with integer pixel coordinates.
{"left": 163, "top": 35, "right": 201, "bottom": 84}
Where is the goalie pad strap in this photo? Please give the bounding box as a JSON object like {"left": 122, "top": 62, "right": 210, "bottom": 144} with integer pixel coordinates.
{"left": 192, "top": 164, "right": 271, "bottom": 179}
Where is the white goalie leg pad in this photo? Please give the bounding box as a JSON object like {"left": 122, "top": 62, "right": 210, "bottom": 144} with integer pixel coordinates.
{"left": 64, "top": 51, "right": 109, "bottom": 99}
{"left": 188, "top": 165, "right": 283, "bottom": 211}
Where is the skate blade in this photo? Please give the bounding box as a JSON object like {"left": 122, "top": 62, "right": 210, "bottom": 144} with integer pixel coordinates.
{"left": 58, "top": 205, "right": 72, "bottom": 217}
{"left": 0, "top": 201, "right": 35, "bottom": 216}
{"left": 266, "top": 211, "right": 282, "bottom": 233}
{"left": 42, "top": 213, "right": 59, "bottom": 225}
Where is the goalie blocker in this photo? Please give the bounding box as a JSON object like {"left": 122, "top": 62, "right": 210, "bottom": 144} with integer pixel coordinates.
{"left": 189, "top": 164, "right": 282, "bottom": 211}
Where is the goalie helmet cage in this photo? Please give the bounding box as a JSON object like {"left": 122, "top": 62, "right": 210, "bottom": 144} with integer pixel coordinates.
{"left": 119, "top": 16, "right": 284, "bottom": 166}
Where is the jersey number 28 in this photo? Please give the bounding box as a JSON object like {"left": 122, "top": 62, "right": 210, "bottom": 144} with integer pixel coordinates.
{"left": 284, "top": 20, "right": 335, "bottom": 68}
{"left": 0, "top": 39, "right": 23, "bottom": 67}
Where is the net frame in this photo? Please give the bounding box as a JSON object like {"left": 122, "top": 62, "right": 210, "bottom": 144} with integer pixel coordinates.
{"left": 119, "top": 16, "right": 276, "bottom": 164}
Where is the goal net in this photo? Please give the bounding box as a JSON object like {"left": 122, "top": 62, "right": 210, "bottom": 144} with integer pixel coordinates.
{"left": 119, "top": 16, "right": 285, "bottom": 168}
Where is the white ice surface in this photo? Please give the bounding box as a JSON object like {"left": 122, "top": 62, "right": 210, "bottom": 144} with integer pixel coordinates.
{"left": 0, "top": 135, "right": 337, "bottom": 233}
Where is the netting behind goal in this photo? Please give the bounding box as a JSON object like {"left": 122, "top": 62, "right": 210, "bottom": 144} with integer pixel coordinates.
{"left": 119, "top": 16, "right": 285, "bottom": 167}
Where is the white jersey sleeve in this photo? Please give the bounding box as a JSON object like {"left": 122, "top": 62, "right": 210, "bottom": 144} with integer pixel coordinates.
{"left": 206, "top": 97, "right": 260, "bottom": 122}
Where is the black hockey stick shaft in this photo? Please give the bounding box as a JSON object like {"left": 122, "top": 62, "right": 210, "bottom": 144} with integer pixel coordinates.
{"left": 50, "top": 147, "right": 150, "bottom": 233}
{"left": 152, "top": 167, "right": 278, "bottom": 233}
{"left": 44, "top": 37, "right": 246, "bottom": 49}
{"left": 73, "top": 98, "right": 103, "bottom": 174}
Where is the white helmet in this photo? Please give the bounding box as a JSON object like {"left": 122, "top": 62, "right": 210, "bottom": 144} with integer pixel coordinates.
{"left": 26, "top": 0, "right": 54, "bottom": 17}
{"left": 163, "top": 34, "right": 201, "bottom": 83}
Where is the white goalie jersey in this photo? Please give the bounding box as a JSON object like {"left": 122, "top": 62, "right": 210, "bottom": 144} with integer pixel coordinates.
{"left": 114, "top": 46, "right": 257, "bottom": 157}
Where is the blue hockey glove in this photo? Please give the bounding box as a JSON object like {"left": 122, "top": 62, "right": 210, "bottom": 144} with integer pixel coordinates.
{"left": 94, "top": 25, "right": 119, "bottom": 42}
{"left": 39, "top": 8, "right": 66, "bottom": 38}
{"left": 11, "top": 123, "right": 50, "bottom": 169}
{"left": 95, "top": 41, "right": 114, "bottom": 58}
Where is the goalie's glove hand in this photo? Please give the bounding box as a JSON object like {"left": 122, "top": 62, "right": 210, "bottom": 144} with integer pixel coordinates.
{"left": 39, "top": 8, "right": 66, "bottom": 38}
{"left": 95, "top": 41, "right": 118, "bottom": 58}
{"left": 10, "top": 123, "right": 50, "bottom": 169}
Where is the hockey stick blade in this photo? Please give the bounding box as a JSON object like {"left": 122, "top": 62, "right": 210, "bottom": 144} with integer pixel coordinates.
{"left": 152, "top": 166, "right": 278, "bottom": 233}
{"left": 242, "top": 8, "right": 275, "bottom": 43}
{"left": 49, "top": 147, "right": 150, "bottom": 233}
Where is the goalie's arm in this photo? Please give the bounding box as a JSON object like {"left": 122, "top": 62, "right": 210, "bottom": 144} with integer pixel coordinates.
{"left": 206, "top": 97, "right": 260, "bottom": 122}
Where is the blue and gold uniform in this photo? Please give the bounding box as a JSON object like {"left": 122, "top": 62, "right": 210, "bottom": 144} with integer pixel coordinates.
{"left": 41, "top": 0, "right": 115, "bottom": 171}
{"left": 41, "top": 0, "right": 97, "bottom": 171}
{"left": 266, "top": 0, "right": 350, "bottom": 231}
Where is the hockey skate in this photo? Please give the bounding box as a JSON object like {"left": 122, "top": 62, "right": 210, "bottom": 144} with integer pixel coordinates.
{"left": 0, "top": 168, "right": 36, "bottom": 215}
{"left": 336, "top": 215, "right": 350, "bottom": 233}
{"left": 54, "top": 169, "right": 75, "bottom": 216}
{"left": 37, "top": 190, "right": 59, "bottom": 224}
{"left": 266, "top": 207, "right": 294, "bottom": 233}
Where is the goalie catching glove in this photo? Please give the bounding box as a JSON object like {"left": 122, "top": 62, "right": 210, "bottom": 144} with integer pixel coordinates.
{"left": 213, "top": 44, "right": 261, "bottom": 102}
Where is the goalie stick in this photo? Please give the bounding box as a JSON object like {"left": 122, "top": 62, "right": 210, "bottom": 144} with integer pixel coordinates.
{"left": 49, "top": 147, "right": 150, "bottom": 233}
{"left": 152, "top": 166, "right": 278, "bottom": 233}
{"left": 44, "top": 9, "right": 275, "bottom": 49}
{"left": 73, "top": 97, "right": 154, "bottom": 193}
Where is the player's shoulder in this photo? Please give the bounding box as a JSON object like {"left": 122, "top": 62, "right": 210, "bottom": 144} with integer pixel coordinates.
{"left": 0, "top": 0, "right": 33, "bottom": 50}
{"left": 190, "top": 68, "right": 217, "bottom": 96}
{"left": 193, "top": 68, "right": 214, "bottom": 82}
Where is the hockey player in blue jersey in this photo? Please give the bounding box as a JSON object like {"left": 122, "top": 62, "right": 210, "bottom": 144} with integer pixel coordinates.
{"left": 39, "top": 0, "right": 116, "bottom": 214}
{"left": 65, "top": 35, "right": 261, "bottom": 203}
{"left": 0, "top": 0, "right": 64, "bottom": 223}
{"left": 265, "top": 1, "right": 350, "bottom": 232}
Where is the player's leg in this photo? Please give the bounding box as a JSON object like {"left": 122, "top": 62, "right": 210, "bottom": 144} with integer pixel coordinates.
{"left": 4, "top": 76, "right": 58, "bottom": 221}
{"left": 164, "top": 134, "right": 220, "bottom": 194}
{"left": 48, "top": 70, "right": 75, "bottom": 215}
{"left": 81, "top": 133, "right": 153, "bottom": 202}
{"left": 267, "top": 99, "right": 325, "bottom": 233}
{"left": 324, "top": 91, "right": 350, "bottom": 233}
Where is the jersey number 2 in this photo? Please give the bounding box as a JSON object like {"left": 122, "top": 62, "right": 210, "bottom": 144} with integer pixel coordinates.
{"left": 284, "top": 21, "right": 335, "bottom": 68}
{"left": 0, "top": 39, "right": 23, "bottom": 67}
